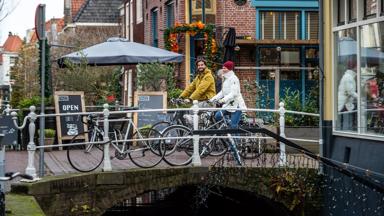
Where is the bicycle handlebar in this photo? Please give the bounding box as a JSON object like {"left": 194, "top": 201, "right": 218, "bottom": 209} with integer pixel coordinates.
{"left": 0, "top": 172, "right": 33, "bottom": 181}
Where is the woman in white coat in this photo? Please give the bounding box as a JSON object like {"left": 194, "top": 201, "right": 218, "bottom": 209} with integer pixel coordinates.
{"left": 209, "top": 60, "right": 247, "bottom": 129}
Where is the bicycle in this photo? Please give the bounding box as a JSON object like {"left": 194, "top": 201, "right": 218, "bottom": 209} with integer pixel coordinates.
{"left": 0, "top": 172, "right": 33, "bottom": 216}
{"left": 67, "top": 112, "right": 165, "bottom": 172}
{"left": 160, "top": 101, "right": 242, "bottom": 166}
{"left": 150, "top": 98, "right": 189, "bottom": 133}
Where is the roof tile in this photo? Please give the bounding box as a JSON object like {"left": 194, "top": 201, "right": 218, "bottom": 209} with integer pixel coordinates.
{"left": 2, "top": 35, "right": 23, "bottom": 52}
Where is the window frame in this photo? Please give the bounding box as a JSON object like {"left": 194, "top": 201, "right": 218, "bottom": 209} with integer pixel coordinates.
{"left": 260, "top": 11, "right": 301, "bottom": 40}
{"left": 332, "top": 4, "right": 384, "bottom": 140}
{"left": 136, "top": 0, "right": 143, "bottom": 24}
{"left": 166, "top": 1, "right": 175, "bottom": 27}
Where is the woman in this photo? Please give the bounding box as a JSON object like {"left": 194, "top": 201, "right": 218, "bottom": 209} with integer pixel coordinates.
{"left": 209, "top": 60, "right": 246, "bottom": 129}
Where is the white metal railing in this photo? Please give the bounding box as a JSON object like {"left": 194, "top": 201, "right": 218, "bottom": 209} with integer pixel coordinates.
{"left": 7, "top": 101, "right": 320, "bottom": 179}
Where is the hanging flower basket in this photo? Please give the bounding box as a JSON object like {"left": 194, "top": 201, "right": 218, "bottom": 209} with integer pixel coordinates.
{"left": 164, "top": 21, "right": 218, "bottom": 68}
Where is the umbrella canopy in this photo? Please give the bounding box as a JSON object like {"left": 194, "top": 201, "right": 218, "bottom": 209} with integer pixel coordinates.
{"left": 223, "top": 28, "right": 237, "bottom": 62}
{"left": 57, "top": 37, "right": 183, "bottom": 67}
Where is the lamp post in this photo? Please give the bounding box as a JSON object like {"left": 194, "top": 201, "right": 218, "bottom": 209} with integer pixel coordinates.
{"left": 275, "top": 46, "right": 282, "bottom": 110}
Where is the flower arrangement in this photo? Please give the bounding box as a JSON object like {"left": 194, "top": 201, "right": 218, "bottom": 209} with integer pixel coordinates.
{"left": 164, "top": 21, "right": 217, "bottom": 68}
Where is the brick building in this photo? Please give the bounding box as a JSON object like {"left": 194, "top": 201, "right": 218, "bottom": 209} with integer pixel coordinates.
{"left": 139, "top": 0, "right": 319, "bottom": 110}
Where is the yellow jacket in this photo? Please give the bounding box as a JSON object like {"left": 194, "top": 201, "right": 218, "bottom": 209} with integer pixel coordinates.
{"left": 180, "top": 68, "right": 216, "bottom": 101}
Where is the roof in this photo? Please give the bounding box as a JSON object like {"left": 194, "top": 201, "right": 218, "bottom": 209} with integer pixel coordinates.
{"left": 73, "top": 0, "right": 121, "bottom": 23}
{"left": 2, "top": 35, "right": 23, "bottom": 52}
{"left": 72, "top": 0, "right": 87, "bottom": 19}
{"left": 28, "top": 18, "right": 65, "bottom": 44}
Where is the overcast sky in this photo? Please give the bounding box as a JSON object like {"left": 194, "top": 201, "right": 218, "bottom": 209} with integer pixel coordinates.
{"left": 0, "top": 0, "right": 63, "bottom": 45}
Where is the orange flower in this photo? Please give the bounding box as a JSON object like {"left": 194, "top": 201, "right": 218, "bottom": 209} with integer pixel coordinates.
{"left": 196, "top": 21, "right": 205, "bottom": 29}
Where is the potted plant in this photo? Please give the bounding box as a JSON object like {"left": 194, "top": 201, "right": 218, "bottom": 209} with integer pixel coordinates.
{"left": 42, "top": 129, "right": 56, "bottom": 152}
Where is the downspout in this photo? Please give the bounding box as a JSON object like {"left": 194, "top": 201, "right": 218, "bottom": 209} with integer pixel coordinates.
{"left": 319, "top": 0, "right": 325, "bottom": 173}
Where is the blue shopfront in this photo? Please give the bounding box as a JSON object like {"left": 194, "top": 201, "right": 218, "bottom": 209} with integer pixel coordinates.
{"left": 251, "top": 0, "right": 319, "bottom": 110}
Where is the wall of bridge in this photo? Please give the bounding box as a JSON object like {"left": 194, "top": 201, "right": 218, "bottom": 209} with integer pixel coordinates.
{"left": 11, "top": 167, "right": 322, "bottom": 216}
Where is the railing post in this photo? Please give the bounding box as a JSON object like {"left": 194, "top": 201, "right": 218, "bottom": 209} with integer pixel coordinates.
{"left": 115, "top": 100, "right": 120, "bottom": 111}
{"left": 192, "top": 100, "right": 201, "bottom": 166}
{"left": 279, "top": 102, "right": 287, "bottom": 166}
{"left": 11, "top": 106, "right": 38, "bottom": 178}
{"left": 4, "top": 104, "right": 11, "bottom": 115}
{"left": 102, "top": 104, "right": 112, "bottom": 171}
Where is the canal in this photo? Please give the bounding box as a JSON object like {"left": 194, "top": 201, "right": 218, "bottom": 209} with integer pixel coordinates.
{"left": 103, "top": 185, "right": 291, "bottom": 216}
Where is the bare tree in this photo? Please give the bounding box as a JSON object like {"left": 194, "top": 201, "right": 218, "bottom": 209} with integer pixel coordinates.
{"left": 0, "top": 0, "right": 19, "bottom": 23}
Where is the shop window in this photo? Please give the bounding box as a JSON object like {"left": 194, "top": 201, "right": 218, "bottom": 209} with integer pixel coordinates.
{"left": 364, "top": 0, "right": 377, "bottom": 18}
{"left": 359, "top": 22, "right": 384, "bottom": 135}
{"left": 335, "top": 28, "right": 358, "bottom": 132}
{"left": 260, "top": 11, "right": 300, "bottom": 40}
{"left": 338, "top": 0, "right": 346, "bottom": 25}
{"left": 307, "top": 12, "right": 319, "bottom": 40}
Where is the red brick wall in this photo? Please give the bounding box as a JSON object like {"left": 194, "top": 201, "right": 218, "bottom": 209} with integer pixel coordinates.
{"left": 216, "top": 1, "right": 256, "bottom": 39}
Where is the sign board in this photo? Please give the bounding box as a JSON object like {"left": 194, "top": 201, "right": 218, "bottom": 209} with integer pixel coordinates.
{"left": 35, "top": 4, "right": 46, "bottom": 40}
{"left": 134, "top": 91, "right": 167, "bottom": 128}
{"left": 0, "top": 115, "right": 18, "bottom": 146}
{"left": 54, "top": 91, "right": 87, "bottom": 144}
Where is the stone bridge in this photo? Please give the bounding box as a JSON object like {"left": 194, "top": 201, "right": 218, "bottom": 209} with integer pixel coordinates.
{"left": 10, "top": 167, "right": 322, "bottom": 216}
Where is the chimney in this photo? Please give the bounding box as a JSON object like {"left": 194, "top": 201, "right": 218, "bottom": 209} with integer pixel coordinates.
{"left": 64, "top": 0, "right": 72, "bottom": 25}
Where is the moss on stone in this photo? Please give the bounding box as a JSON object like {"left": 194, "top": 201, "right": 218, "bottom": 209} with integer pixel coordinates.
{"left": 6, "top": 194, "right": 45, "bottom": 215}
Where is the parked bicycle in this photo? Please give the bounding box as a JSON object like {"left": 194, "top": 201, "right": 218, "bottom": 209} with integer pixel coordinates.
{"left": 0, "top": 172, "right": 33, "bottom": 216}
{"left": 150, "top": 98, "right": 189, "bottom": 133}
{"left": 67, "top": 112, "right": 165, "bottom": 172}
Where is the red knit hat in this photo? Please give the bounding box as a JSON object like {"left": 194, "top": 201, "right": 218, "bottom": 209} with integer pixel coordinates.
{"left": 223, "top": 61, "right": 234, "bottom": 70}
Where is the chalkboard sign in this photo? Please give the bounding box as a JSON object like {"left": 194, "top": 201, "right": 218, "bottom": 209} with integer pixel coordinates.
{"left": 0, "top": 115, "right": 18, "bottom": 146}
{"left": 54, "top": 91, "right": 87, "bottom": 144}
{"left": 134, "top": 91, "right": 167, "bottom": 128}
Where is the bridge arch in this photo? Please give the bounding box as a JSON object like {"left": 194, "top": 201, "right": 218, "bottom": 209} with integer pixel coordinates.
{"left": 11, "top": 167, "right": 321, "bottom": 215}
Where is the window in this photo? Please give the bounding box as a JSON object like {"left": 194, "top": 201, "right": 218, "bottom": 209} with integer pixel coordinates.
{"left": 335, "top": 28, "right": 358, "bottom": 132}
{"left": 348, "top": 0, "right": 357, "bottom": 22}
{"left": 136, "top": 0, "right": 143, "bottom": 23}
{"left": 9, "top": 57, "right": 17, "bottom": 65}
{"left": 260, "top": 11, "right": 300, "bottom": 40}
{"left": 307, "top": 12, "right": 319, "bottom": 40}
{"left": 364, "top": 0, "right": 377, "bottom": 18}
{"left": 359, "top": 22, "right": 384, "bottom": 135}
{"left": 338, "top": 0, "right": 346, "bottom": 25}
{"left": 151, "top": 8, "right": 158, "bottom": 47}
{"left": 191, "top": 0, "right": 216, "bottom": 24}
{"left": 166, "top": 1, "right": 175, "bottom": 27}
{"left": 126, "top": 2, "right": 133, "bottom": 40}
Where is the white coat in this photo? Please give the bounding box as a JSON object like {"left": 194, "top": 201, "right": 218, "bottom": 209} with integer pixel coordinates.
{"left": 211, "top": 70, "right": 247, "bottom": 112}
{"left": 338, "top": 69, "right": 358, "bottom": 111}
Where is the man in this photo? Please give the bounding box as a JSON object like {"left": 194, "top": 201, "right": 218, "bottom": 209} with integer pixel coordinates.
{"left": 179, "top": 58, "right": 216, "bottom": 102}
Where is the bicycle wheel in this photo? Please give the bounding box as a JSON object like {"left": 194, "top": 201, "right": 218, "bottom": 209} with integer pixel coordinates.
{"left": 128, "top": 128, "right": 165, "bottom": 168}
{"left": 150, "top": 121, "right": 172, "bottom": 134}
{"left": 67, "top": 131, "right": 104, "bottom": 172}
{"left": 238, "top": 132, "right": 266, "bottom": 159}
{"left": 161, "top": 125, "right": 193, "bottom": 166}
{"left": 208, "top": 138, "right": 228, "bottom": 156}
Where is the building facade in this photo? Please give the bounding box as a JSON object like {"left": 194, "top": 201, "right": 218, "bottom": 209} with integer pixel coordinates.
{"left": 323, "top": 0, "right": 384, "bottom": 214}
{"left": 0, "top": 33, "right": 23, "bottom": 106}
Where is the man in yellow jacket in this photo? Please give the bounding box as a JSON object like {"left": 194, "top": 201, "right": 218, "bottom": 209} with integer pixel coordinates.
{"left": 180, "top": 58, "right": 216, "bottom": 102}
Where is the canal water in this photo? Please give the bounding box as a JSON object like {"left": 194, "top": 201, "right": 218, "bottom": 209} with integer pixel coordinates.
{"left": 103, "top": 185, "right": 291, "bottom": 216}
